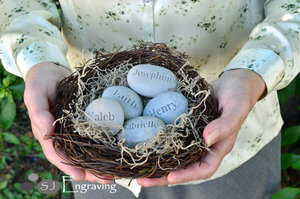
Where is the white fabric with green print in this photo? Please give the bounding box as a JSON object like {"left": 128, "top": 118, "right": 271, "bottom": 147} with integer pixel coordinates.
{"left": 0, "top": 0, "right": 300, "bottom": 197}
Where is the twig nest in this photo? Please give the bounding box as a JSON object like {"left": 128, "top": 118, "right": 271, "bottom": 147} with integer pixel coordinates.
{"left": 52, "top": 43, "right": 220, "bottom": 179}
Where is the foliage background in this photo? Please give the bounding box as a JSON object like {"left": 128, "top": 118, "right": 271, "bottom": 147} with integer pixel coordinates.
{"left": 0, "top": 62, "right": 71, "bottom": 199}
{"left": 0, "top": 60, "right": 299, "bottom": 198}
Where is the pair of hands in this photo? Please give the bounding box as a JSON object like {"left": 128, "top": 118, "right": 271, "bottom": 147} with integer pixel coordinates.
{"left": 24, "top": 62, "right": 266, "bottom": 186}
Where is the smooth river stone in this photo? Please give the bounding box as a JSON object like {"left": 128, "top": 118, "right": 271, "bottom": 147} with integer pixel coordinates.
{"left": 118, "top": 116, "right": 165, "bottom": 148}
{"left": 127, "top": 64, "right": 178, "bottom": 97}
{"left": 143, "top": 91, "right": 188, "bottom": 124}
{"left": 102, "top": 86, "right": 143, "bottom": 120}
{"left": 85, "top": 98, "right": 124, "bottom": 134}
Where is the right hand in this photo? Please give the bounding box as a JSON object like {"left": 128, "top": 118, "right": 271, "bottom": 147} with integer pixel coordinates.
{"left": 24, "top": 62, "right": 113, "bottom": 184}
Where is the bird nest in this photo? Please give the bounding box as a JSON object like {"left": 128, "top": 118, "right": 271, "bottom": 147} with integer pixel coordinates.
{"left": 52, "top": 43, "right": 220, "bottom": 180}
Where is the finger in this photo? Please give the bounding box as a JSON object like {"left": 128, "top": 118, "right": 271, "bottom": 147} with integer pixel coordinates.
{"left": 32, "top": 125, "right": 86, "bottom": 182}
{"left": 203, "top": 99, "right": 250, "bottom": 147}
{"left": 167, "top": 136, "right": 234, "bottom": 184}
{"left": 30, "top": 123, "right": 43, "bottom": 141}
{"left": 136, "top": 175, "right": 168, "bottom": 187}
{"left": 85, "top": 171, "right": 113, "bottom": 184}
{"left": 25, "top": 86, "right": 55, "bottom": 138}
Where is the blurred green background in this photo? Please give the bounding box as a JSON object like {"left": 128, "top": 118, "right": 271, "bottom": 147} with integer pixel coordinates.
{"left": 0, "top": 59, "right": 299, "bottom": 198}
{"left": 0, "top": 62, "right": 71, "bottom": 199}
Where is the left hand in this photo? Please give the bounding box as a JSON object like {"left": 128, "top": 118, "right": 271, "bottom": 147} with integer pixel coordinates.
{"left": 137, "top": 69, "right": 266, "bottom": 187}
{"left": 24, "top": 62, "right": 113, "bottom": 184}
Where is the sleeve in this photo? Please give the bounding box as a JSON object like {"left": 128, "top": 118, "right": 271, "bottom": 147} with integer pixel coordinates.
{"left": 0, "top": 0, "right": 70, "bottom": 79}
{"left": 222, "top": 0, "right": 300, "bottom": 94}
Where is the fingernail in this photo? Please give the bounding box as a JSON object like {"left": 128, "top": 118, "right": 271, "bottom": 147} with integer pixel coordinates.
{"left": 98, "top": 180, "right": 111, "bottom": 184}
{"left": 43, "top": 129, "right": 50, "bottom": 140}
{"left": 40, "top": 124, "right": 49, "bottom": 140}
{"left": 42, "top": 132, "right": 48, "bottom": 140}
{"left": 70, "top": 175, "right": 76, "bottom": 181}
{"left": 71, "top": 175, "right": 82, "bottom": 182}
{"left": 206, "top": 129, "right": 219, "bottom": 147}
{"left": 43, "top": 134, "right": 50, "bottom": 140}
{"left": 169, "top": 177, "right": 185, "bottom": 184}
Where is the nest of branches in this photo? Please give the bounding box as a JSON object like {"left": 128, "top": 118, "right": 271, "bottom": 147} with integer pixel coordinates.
{"left": 51, "top": 43, "right": 220, "bottom": 180}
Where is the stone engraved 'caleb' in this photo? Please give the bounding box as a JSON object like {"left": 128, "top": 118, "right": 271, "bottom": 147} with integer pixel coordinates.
{"left": 87, "top": 112, "right": 115, "bottom": 122}
{"left": 84, "top": 98, "right": 125, "bottom": 134}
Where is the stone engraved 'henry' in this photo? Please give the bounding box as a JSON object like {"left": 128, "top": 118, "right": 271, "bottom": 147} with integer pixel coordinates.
{"left": 84, "top": 98, "right": 124, "bottom": 134}
{"left": 143, "top": 91, "right": 188, "bottom": 124}
{"left": 118, "top": 116, "right": 165, "bottom": 148}
{"left": 127, "top": 64, "right": 178, "bottom": 97}
{"left": 102, "top": 86, "right": 143, "bottom": 120}
{"left": 146, "top": 101, "right": 177, "bottom": 116}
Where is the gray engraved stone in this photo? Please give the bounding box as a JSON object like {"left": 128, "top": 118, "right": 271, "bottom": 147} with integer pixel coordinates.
{"left": 127, "top": 64, "right": 177, "bottom": 97}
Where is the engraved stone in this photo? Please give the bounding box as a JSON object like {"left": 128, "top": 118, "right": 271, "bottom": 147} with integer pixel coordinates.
{"left": 143, "top": 91, "right": 188, "bottom": 124}
{"left": 118, "top": 116, "right": 165, "bottom": 148}
{"left": 85, "top": 98, "right": 124, "bottom": 134}
{"left": 102, "top": 86, "right": 143, "bottom": 120}
{"left": 127, "top": 64, "right": 178, "bottom": 97}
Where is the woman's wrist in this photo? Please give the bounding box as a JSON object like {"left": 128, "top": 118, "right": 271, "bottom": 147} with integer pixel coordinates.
{"left": 220, "top": 69, "right": 267, "bottom": 103}
{"left": 25, "top": 62, "right": 71, "bottom": 84}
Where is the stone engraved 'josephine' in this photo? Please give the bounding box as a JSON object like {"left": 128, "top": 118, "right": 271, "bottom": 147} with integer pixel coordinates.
{"left": 102, "top": 86, "right": 143, "bottom": 120}
{"left": 143, "top": 91, "right": 188, "bottom": 124}
{"left": 127, "top": 64, "right": 178, "bottom": 97}
{"left": 133, "top": 68, "right": 176, "bottom": 83}
{"left": 118, "top": 116, "right": 165, "bottom": 148}
{"left": 84, "top": 98, "right": 124, "bottom": 134}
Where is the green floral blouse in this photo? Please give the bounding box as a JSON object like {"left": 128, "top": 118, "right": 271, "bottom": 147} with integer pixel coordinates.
{"left": 0, "top": 0, "right": 299, "bottom": 196}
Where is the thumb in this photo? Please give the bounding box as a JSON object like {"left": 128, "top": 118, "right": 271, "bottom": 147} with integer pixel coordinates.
{"left": 24, "top": 86, "right": 55, "bottom": 140}
{"left": 203, "top": 101, "right": 250, "bottom": 147}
